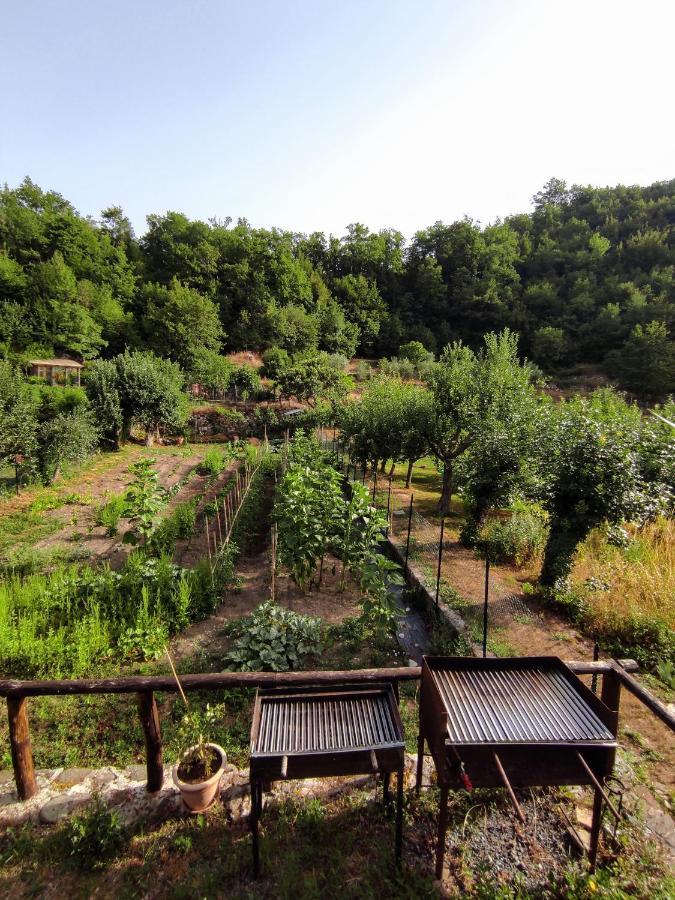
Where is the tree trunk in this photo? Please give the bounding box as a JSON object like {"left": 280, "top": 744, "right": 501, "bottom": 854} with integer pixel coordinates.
{"left": 389, "top": 460, "right": 396, "bottom": 477}
{"left": 145, "top": 430, "right": 155, "bottom": 447}
{"left": 539, "top": 519, "right": 587, "bottom": 587}
{"left": 439, "top": 460, "right": 453, "bottom": 516}
{"left": 379, "top": 459, "right": 387, "bottom": 474}
{"left": 405, "top": 460, "right": 414, "bottom": 488}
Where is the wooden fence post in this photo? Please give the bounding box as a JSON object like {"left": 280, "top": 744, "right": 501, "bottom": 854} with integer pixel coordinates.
{"left": 7, "top": 696, "right": 38, "bottom": 800}
{"left": 137, "top": 691, "right": 163, "bottom": 792}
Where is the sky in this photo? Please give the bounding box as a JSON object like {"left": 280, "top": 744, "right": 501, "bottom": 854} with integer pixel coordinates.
{"left": 1, "top": 0, "right": 673, "bottom": 239}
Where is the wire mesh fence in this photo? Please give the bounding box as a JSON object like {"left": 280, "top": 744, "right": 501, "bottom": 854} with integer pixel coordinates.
{"left": 318, "top": 430, "right": 530, "bottom": 652}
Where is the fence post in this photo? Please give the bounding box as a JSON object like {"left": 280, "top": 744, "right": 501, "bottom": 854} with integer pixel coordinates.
{"left": 215, "top": 506, "right": 223, "bottom": 545}
{"left": 435, "top": 516, "right": 446, "bottom": 609}
{"left": 137, "top": 691, "right": 163, "bottom": 792}
{"left": 482, "top": 557, "right": 490, "bottom": 658}
{"left": 591, "top": 643, "right": 600, "bottom": 694}
{"left": 372, "top": 472, "right": 378, "bottom": 506}
{"left": 385, "top": 478, "right": 392, "bottom": 536}
{"left": 7, "top": 695, "right": 38, "bottom": 800}
{"left": 404, "top": 494, "right": 414, "bottom": 577}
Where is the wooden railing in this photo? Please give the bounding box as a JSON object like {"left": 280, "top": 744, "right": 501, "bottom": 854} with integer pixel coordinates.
{"left": 2, "top": 659, "right": 673, "bottom": 803}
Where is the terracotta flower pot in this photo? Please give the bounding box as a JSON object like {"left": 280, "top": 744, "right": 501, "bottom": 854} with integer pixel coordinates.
{"left": 172, "top": 743, "right": 227, "bottom": 813}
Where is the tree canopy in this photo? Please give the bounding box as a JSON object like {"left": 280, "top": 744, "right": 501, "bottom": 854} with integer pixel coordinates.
{"left": 1, "top": 175, "right": 672, "bottom": 398}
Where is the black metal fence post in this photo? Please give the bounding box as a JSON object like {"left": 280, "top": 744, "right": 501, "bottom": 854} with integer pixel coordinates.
{"left": 482, "top": 557, "right": 490, "bottom": 658}
{"left": 404, "top": 494, "right": 414, "bottom": 577}
{"left": 591, "top": 643, "right": 599, "bottom": 694}
{"left": 385, "top": 478, "right": 392, "bottom": 536}
{"left": 435, "top": 516, "right": 446, "bottom": 609}
{"left": 372, "top": 472, "right": 378, "bottom": 506}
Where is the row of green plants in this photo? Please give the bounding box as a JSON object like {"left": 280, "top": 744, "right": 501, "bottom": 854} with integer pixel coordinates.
{"left": 0, "top": 450, "right": 270, "bottom": 678}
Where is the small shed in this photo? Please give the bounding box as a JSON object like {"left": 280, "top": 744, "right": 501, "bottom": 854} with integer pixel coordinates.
{"left": 29, "top": 358, "right": 84, "bottom": 386}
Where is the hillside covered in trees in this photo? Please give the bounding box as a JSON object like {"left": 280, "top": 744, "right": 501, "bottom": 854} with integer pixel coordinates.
{"left": 1, "top": 176, "right": 673, "bottom": 397}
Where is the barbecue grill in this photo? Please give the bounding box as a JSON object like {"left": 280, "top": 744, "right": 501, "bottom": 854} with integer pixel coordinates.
{"left": 416, "top": 657, "right": 620, "bottom": 877}
{"left": 249, "top": 683, "right": 405, "bottom": 876}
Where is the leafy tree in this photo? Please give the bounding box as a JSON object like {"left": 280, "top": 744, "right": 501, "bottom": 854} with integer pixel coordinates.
{"left": 37, "top": 407, "right": 99, "bottom": 483}
{"left": 398, "top": 340, "right": 433, "bottom": 366}
{"left": 85, "top": 358, "right": 123, "bottom": 448}
{"left": 538, "top": 390, "right": 652, "bottom": 586}
{"left": 261, "top": 347, "right": 290, "bottom": 380}
{"left": 139, "top": 279, "right": 224, "bottom": 374}
{"left": 531, "top": 326, "right": 567, "bottom": 365}
{"left": 427, "top": 330, "right": 534, "bottom": 514}
{"left": 0, "top": 361, "right": 38, "bottom": 489}
{"left": 332, "top": 274, "right": 386, "bottom": 351}
{"left": 277, "top": 356, "right": 350, "bottom": 407}
{"left": 114, "top": 351, "right": 188, "bottom": 444}
{"left": 230, "top": 364, "right": 261, "bottom": 401}
{"left": 190, "top": 350, "right": 234, "bottom": 396}
{"left": 607, "top": 320, "right": 675, "bottom": 398}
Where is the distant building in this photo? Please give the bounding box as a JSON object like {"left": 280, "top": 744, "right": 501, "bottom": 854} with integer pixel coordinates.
{"left": 29, "top": 358, "right": 84, "bottom": 386}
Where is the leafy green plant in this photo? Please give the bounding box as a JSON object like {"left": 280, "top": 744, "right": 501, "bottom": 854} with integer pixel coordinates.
{"left": 225, "top": 600, "right": 323, "bottom": 671}
{"left": 199, "top": 447, "right": 227, "bottom": 476}
{"left": 122, "top": 459, "right": 167, "bottom": 545}
{"left": 95, "top": 495, "right": 127, "bottom": 536}
{"left": 476, "top": 502, "right": 548, "bottom": 565}
{"left": 177, "top": 703, "right": 220, "bottom": 778}
{"left": 65, "top": 796, "right": 125, "bottom": 870}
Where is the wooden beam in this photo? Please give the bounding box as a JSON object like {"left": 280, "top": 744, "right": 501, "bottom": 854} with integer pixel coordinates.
{"left": 7, "top": 696, "right": 38, "bottom": 800}
{"left": 137, "top": 691, "right": 163, "bottom": 792}
{"left": 611, "top": 662, "right": 675, "bottom": 733}
{"left": 0, "top": 667, "right": 422, "bottom": 698}
{"left": 0, "top": 661, "right": 641, "bottom": 699}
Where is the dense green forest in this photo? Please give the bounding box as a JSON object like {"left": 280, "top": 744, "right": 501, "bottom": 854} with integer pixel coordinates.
{"left": 1, "top": 175, "right": 673, "bottom": 396}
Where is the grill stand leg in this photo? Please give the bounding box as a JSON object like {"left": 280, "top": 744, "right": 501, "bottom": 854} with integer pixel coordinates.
{"left": 395, "top": 765, "right": 404, "bottom": 865}
{"left": 435, "top": 785, "right": 449, "bottom": 880}
{"left": 250, "top": 781, "right": 262, "bottom": 878}
{"left": 589, "top": 786, "right": 604, "bottom": 872}
{"left": 415, "top": 729, "right": 425, "bottom": 795}
{"left": 383, "top": 771, "right": 391, "bottom": 811}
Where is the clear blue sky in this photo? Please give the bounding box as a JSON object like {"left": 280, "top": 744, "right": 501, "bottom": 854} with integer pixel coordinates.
{"left": 1, "top": 0, "right": 673, "bottom": 238}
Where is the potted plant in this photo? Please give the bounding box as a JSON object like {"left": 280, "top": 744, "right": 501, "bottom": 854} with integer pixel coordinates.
{"left": 172, "top": 706, "right": 227, "bottom": 813}
{"left": 166, "top": 649, "right": 226, "bottom": 813}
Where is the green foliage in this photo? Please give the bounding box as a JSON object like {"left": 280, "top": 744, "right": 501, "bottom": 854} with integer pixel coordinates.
{"left": 275, "top": 453, "right": 343, "bottom": 591}
{"left": 84, "top": 358, "right": 123, "bottom": 448}
{"left": 538, "top": 389, "right": 657, "bottom": 585}
{"left": 37, "top": 406, "right": 100, "bottom": 483}
{"left": 476, "top": 502, "right": 548, "bottom": 565}
{"left": 607, "top": 320, "right": 675, "bottom": 398}
{"left": 427, "top": 329, "right": 536, "bottom": 514}
{"left": 261, "top": 346, "right": 290, "bottom": 379}
{"left": 276, "top": 355, "right": 350, "bottom": 407}
{"left": 65, "top": 797, "right": 125, "bottom": 869}
{"left": 199, "top": 447, "right": 228, "bottom": 477}
{"left": 122, "top": 459, "right": 167, "bottom": 545}
{"left": 114, "top": 349, "right": 188, "bottom": 441}
{"left": 225, "top": 600, "right": 323, "bottom": 672}
{"left": 95, "top": 495, "right": 126, "bottom": 536}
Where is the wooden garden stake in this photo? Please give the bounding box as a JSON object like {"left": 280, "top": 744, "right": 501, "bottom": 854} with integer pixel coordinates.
{"left": 215, "top": 506, "right": 222, "bottom": 545}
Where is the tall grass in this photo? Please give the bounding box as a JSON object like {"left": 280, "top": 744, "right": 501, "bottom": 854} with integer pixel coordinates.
{"left": 571, "top": 517, "right": 675, "bottom": 667}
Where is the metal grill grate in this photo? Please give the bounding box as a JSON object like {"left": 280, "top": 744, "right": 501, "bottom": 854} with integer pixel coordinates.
{"left": 253, "top": 691, "right": 401, "bottom": 756}
{"left": 431, "top": 666, "right": 615, "bottom": 744}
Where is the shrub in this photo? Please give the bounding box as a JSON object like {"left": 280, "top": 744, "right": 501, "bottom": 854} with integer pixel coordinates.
{"left": 261, "top": 347, "right": 290, "bottom": 380}
{"left": 476, "top": 502, "right": 548, "bottom": 565}
{"left": 199, "top": 447, "right": 227, "bottom": 476}
{"left": 225, "top": 600, "right": 323, "bottom": 671}
{"left": 65, "top": 796, "right": 125, "bottom": 870}
{"left": 355, "top": 360, "right": 372, "bottom": 382}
